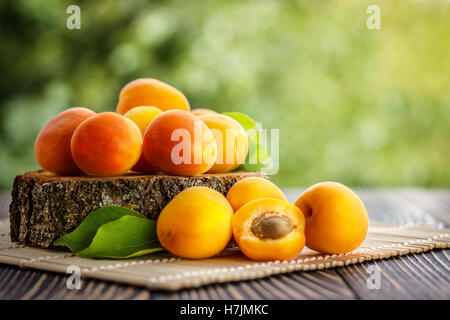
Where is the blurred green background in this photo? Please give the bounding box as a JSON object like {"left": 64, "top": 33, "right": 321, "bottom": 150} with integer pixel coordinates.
{"left": 0, "top": 0, "right": 449, "bottom": 190}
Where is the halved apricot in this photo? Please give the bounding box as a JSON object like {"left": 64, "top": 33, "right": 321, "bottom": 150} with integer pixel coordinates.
{"left": 233, "top": 198, "right": 305, "bottom": 261}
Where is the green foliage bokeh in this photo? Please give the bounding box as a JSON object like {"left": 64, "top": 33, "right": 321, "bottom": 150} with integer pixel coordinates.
{"left": 0, "top": 0, "right": 449, "bottom": 189}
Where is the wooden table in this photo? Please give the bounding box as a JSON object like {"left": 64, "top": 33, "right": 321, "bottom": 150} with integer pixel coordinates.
{"left": 0, "top": 189, "right": 448, "bottom": 300}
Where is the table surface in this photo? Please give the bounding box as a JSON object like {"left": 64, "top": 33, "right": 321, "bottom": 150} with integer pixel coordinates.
{"left": 0, "top": 189, "right": 449, "bottom": 300}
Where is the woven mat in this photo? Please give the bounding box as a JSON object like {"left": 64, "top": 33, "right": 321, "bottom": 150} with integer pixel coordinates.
{"left": 0, "top": 219, "right": 449, "bottom": 291}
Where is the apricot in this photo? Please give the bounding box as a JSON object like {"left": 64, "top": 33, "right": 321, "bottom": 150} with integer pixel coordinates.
{"left": 143, "top": 110, "right": 217, "bottom": 176}
{"left": 157, "top": 187, "right": 233, "bottom": 259}
{"left": 116, "top": 78, "right": 190, "bottom": 115}
{"left": 124, "top": 106, "right": 163, "bottom": 173}
{"left": 191, "top": 108, "right": 217, "bottom": 117}
{"left": 294, "top": 182, "right": 369, "bottom": 254}
{"left": 233, "top": 198, "right": 305, "bottom": 261}
{"left": 71, "top": 112, "right": 142, "bottom": 176}
{"left": 199, "top": 114, "right": 248, "bottom": 173}
{"left": 226, "top": 177, "right": 287, "bottom": 212}
{"left": 34, "top": 107, "right": 96, "bottom": 175}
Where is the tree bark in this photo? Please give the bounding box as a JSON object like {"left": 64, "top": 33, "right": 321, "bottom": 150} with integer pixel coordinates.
{"left": 10, "top": 170, "right": 265, "bottom": 248}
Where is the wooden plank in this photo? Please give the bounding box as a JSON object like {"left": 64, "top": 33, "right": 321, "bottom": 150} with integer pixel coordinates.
{"left": 0, "top": 263, "right": 356, "bottom": 300}
{"left": 333, "top": 190, "right": 450, "bottom": 300}
{"left": 399, "top": 189, "right": 450, "bottom": 226}
{"left": 336, "top": 249, "right": 450, "bottom": 299}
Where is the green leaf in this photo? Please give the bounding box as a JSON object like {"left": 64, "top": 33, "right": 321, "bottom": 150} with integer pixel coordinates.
{"left": 241, "top": 134, "right": 273, "bottom": 172}
{"left": 223, "top": 112, "right": 273, "bottom": 172}
{"left": 53, "top": 206, "right": 145, "bottom": 253}
{"left": 222, "top": 112, "right": 262, "bottom": 131}
{"left": 76, "top": 216, "right": 163, "bottom": 259}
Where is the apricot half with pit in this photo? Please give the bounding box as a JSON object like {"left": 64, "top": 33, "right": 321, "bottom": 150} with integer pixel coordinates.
{"left": 233, "top": 198, "right": 306, "bottom": 261}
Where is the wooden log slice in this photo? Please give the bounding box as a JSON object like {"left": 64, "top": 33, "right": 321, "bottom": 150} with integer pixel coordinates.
{"left": 10, "top": 170, "right": 265, "bottom": 248}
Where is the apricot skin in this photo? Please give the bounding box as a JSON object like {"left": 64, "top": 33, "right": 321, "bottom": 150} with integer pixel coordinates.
{"left": 294, "top": 182, "right": 369, "bottom": 254}
{"left": 226, "top": 177, "right": 287, "bottom": 212}
{"left": 199, "top": 114, "right": 248, "bottom": 173}
{"left": 116, "top": 78, "right": 190, "bottom": 115}
{"left": 70, "top": 112, "right": 142, "bottom": 176}
{"left": 124, "top": 106, "right": 163, "bottom": 173}
{"left": 191, "top": 108, "right": 217, "bottom": 117}
{"left": 233, "top": 198, "right": 306, "bottom": 261}
{"left": 34, "top": 107, "right": 96, "bottom": 175}
{"left": 143, "top": 110, "right": 217, "bottom": 176}
{"left": 157, "top": 187, "right": 233, "bottom": 259}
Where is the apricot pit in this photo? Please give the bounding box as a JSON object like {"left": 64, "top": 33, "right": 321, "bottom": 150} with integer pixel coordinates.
{"left": 251, "top": 213, "right": 294, "bottom": 240}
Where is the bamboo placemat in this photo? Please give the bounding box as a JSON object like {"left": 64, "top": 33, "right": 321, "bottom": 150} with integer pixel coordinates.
{"left": 0, "top": 218, "right": 448, "bottom": 291}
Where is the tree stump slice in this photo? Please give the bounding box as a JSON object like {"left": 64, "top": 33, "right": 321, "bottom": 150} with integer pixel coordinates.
{"left": 9, "top": 170, "right": 266, "bottom": 248}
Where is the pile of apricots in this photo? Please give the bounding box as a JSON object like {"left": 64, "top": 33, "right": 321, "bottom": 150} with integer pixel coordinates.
{"left": 157, "top": 177, "right": 369, "bottom": 261}
{"left": 34, "top": 78, "right": 248, "bottom": 177}
{"left": 34, "top": 77, "right": 369, "bottom": 261}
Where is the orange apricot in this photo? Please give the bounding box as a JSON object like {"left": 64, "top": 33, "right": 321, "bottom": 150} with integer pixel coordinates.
{"left": 34, "top": 107, "right": 96, "bottom": 175}
{"left": 157, "top": 187, "right": 233, "bottom": 259}
{"left": 226, "top": 177, "right": 287, "bottom": 212}
{"left": 116, "top": 78, "right": 190, "bottom": 115}
{"left": 123, "top": 106, "right": 163, "bottom": 134}
{"left": 143, "top": 110, "right": 217, "bottom": 176}
{"left": 294, "top": 182, "right": 369, "bottom": 254}
{"left": 191, "top": 108, "right": 217, "bottom": 117}
{"left": 70, "top": 112, "right": 142, "bottom": 176}
{"left": 124, "top": 106, "right": 163, "bottom": 173}
{"left": 199, "top": 114, "right": 248, "bottom": 173}
{"left": 233, "top": 198, "right": 305, "bottom": 261}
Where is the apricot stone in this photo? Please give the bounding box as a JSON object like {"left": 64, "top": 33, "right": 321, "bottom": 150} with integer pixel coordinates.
{"left": 143, "top": 110, "right": 217, "bottom": 176}
{"left": 124, "top": 106, "right": 163, "bottom": 173}
{"left": 34, "top": 107, "right": 96, "bottom": 175}
{"left": 71, "top": 112, "right": 142, "bottom": 176}
{"left": 294, "top": 182, "right": 369, "bottom": 254}
{"left": 116, "top": 78, "right": 190, "bottom": 115}
{"left": 157, "top": 187, "right": 233, "bottom": 259}
{"left": 199, "top": 114, "right": 248, "bottom": 173}
{"left": 226, "top": 177, "right": 287, "bottom": 212}
{"left": 233, "top": 198, "right": 305, "bottom": 261}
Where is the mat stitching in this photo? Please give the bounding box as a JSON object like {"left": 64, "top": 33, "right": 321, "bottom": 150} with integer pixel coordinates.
{"left": 0, "top": 218, "right": 448, "bottom": 288}
{"left": 145, "top": 236, "right": 450, "bottom": 285}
